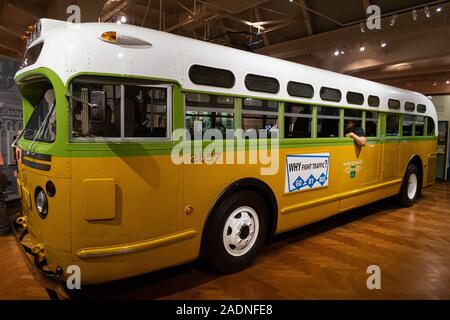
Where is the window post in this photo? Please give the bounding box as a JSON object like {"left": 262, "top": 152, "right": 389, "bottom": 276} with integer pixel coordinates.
{"left": 278, "top": 102, "right": 284, "bottom": 139}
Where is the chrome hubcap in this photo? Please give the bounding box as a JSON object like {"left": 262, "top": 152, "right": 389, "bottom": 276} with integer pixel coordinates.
{"left": 223, "top": 206, "right": 259, "bottom": 257}
{"left": 407, "top": 173, "right": 418, "bottom": 200}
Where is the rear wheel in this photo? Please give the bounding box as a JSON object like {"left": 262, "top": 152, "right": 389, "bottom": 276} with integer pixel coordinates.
{"left": 202, "top": 190, "right": 268, "bottom": 274}
{"left": 398, "top": 164, "right": 420, "bottom": 206}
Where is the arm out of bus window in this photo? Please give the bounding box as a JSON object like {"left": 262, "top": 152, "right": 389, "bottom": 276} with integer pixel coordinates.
{"left": 346, "top": 127, "right": 367, "bottom": 147}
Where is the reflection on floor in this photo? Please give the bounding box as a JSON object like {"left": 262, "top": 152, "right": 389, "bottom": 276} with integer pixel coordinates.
{"left": 1, "top": 182, "right": 450, "bottom": 300}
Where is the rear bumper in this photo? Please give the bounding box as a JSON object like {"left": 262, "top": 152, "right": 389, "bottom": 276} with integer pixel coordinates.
{"left": 12, "top": 214, "right": 64, "bottom": 292}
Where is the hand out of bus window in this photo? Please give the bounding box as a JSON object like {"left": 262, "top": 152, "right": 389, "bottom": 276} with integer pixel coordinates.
{"left": 345, "top": 120, "right": 366, "bottom": 147}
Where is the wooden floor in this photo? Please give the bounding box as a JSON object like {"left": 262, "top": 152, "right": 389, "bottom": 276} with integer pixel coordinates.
{"left": 1, "top": 182, "right": 450, "bottom": 300}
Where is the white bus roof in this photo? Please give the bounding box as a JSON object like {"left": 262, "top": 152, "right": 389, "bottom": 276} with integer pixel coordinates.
{"left": 16, "top": 19, "right": 437, "bottom": 121}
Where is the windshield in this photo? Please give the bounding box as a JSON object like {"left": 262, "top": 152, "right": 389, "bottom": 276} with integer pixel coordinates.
{"left": 23, "top": 89, "right": 56, "bottom": 142}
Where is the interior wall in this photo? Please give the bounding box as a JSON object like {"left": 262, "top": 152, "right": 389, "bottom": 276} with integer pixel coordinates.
{"left": 431, "top": 95, "right": 450, "bottom": 179}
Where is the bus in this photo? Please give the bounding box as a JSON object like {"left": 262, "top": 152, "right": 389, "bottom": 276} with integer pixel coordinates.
{"left": 13, "top": 19, "right": 437, "bottom": 285}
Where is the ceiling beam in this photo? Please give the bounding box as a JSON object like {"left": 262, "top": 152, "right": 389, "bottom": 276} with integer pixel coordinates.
{"left": 100, "top": 0, "right": 139, "bottom": 22}
{"left": 298, "top": 0, "right": 314, "bottom": 36}
{"left": 256, "top": 4, "right": 450, "bottom": 60}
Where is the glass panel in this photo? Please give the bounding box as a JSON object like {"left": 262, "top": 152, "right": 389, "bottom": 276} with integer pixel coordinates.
{"left": 344, "top": 109, "right": 363, "bottom": 136}
{"left": 124, "top": 86, "right": 168, "bottom": 137}
{"left": 388, "top": 99, "right": 401, "bottom": 110}
{"left": 320, "top": 87, "right": 341, "bottom": 102}
{"left": 403, "top": 115, "right": 414, "bottom": 137}
{"left": 317, "top": 106, "right": 340, "bottom": 138}
{"left": 366, "top": 111, "right": 378, "bottom": 137}
{"left": 245, "top": 74, "right": 280, "bottom": 94}
{"left": 386, "top": 114, "right": 399, "bottom": 136}
{"left": 417, "top": 104, "right": 426, "bottom": 113}
{"left": 346, "top": 92, "right": 364, "bottom": 105}
{"left": 242, "top": 99, "right": 278, "bottom": 137}
{"left": 23, "top": 88, "right": 56, "bottom": 142}
{"left": 405, "top": 102, "right": 415, "bottom": 112}
{"left": 427, "top": 117, "right": 435, "bottom": 136}
{"left": 188, "top": 65, "right": 235, "bottom": 88}
{"left": 287, "top": 81, "right": 314, "bottom": 98}
{"left": 185, "top": 93, "right": 235, "bottom": 139}
{"left": 284, "top": 103, "right": 313, "bottom": 138}
{"left": 72, "top": 81, "right": 121, "bottom": 138}
{"left": 415, "top": 116, "right": 425, "bottom": 136}
{"left": 368, "top": 95, "right": 380, "bottom": 107}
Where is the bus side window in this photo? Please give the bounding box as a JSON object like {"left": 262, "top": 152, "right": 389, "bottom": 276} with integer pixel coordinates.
{"left": 415, "top": 116, "right": 425, "bottom": 136}
{"left": 403, "top": 115, "right": 414, "bottom": 137}
{"left": 386, "top": 114, "right": 399, "bottom": 136}
{"left": 317, "top": 106, "right": 340, "bottom": 138}
{"left": 344, "top": 109, "right": 363, "bottom": 136}
{"left": 72, "top": 82, "right": 121, "bottom": 138}
{"left": 427, "top": 117, "right": 436, "bottom": 136}
{"left": 365, "top": 111, "right": 378, "bottom": 137}
{"left": 185, "top": 93, "right": 235, "bottom": 139}
{"left": 242, "top": 98, "right": 279, "bottom": 138}
{"left": 284, "top": 103, "right": 313, "bottom": 138}
{"left": 124, "top": 85, "right": 168, "bottom": 138}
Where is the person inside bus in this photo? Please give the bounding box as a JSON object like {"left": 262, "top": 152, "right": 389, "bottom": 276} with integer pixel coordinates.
{"left": 345, "top": 119, "right": 366, "bottom": 147}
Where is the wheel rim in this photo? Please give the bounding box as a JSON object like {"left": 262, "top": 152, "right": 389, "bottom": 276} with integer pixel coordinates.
{"left": 223, "top": 206, "right": 260, "bottom": 257}
{"left": 407, "top": 173, "right": 418, "bottom": 200}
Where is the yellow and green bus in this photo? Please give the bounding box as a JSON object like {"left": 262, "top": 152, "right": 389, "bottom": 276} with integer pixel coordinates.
{"left": 13, "top": 19, "right": 437, "bottom": 285}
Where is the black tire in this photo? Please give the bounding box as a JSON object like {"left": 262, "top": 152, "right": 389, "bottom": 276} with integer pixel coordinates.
{"left": 202, "top": 190, "right": 268, "bottom": 274}
{"left": 397, "top": 164, "right": 420, "bottom": 207}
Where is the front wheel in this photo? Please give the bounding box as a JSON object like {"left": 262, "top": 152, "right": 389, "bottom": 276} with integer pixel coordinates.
{"left": 398, "top": 164, "right": 420, "bottom": 207}
{"left": 202, "top": 190, "right": 268, "bottom": 274}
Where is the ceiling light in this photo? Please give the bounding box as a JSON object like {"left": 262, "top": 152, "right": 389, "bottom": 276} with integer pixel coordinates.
{"left": 446, "top": 80, "right": 450, "bottom": 85}
{"left": 116, "top": 20, "right": 122, "bottom": 24}
{"left": 121, "top": 16, "right": 127, "bottom": 23}
{"left": 334, "top": 49, "right": 340, "bottom": 56}
{"left": 425, "top": 6, "right": 431, "bottom": 18}
{"left": 436, "top": 6, "right": 443, "bottom": 13}
{"left": 433, "top": 81, "right": 437, "bottom": 87}
{"left": 360, "top": 45, "right": 366, "bottom": 52}
{"left": 340, "top": 50, "right": 345, "bottom": 55}
{"left": 412, "top": 9, "right": 418, "bottom": 21}
{"left": 380, "top": 41, "right": 387, "bottom": 48}
{"left": 390, "top": 14, "right": 397, "bottom": 26}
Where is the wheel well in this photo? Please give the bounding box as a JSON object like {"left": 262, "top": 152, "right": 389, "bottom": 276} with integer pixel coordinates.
{"left": 201, "top": 178, "right": 278, "bottom": 255}
{"left": 408, "top": 155, "right": 424, "bottom": 194}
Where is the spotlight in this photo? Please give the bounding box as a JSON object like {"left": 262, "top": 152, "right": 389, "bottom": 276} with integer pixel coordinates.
{"left": 412, "top": 9, "right": 418, "bottom": 21}
{"left": 340, "top": 49, "right": 345, "bottom": 55}
{"left": 380, "top": 41, "right": 387, "bottom": 48}
{"left": 116, "top": 20, "right": 122, "bottom": 24}
{"left": 446, "top": 80, "right": 450, "bottom": 85}
{"left": 433, "top": 81, "right": 437, "bottom": 87}
{"left": 360, "top": 45, "right": 366, "bottom": 52}
{"left": 436, "top": 6, "right": 443, "bottom": 13}
{"left": 334, "top": 49, "right": 340, "bottom": 56}
{"left": 390, "top": 14, "right": 397, "bottom": 26}
{"left": 425, "top": 6, "right": 431, "bottom": 18}
{"left": 121, "top": 16, "right": 127, "bottom": 23}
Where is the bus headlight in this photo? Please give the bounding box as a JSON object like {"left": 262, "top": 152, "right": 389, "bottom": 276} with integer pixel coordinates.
{"left": 35, "top": 188, "right": 48, "bottom": 219}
